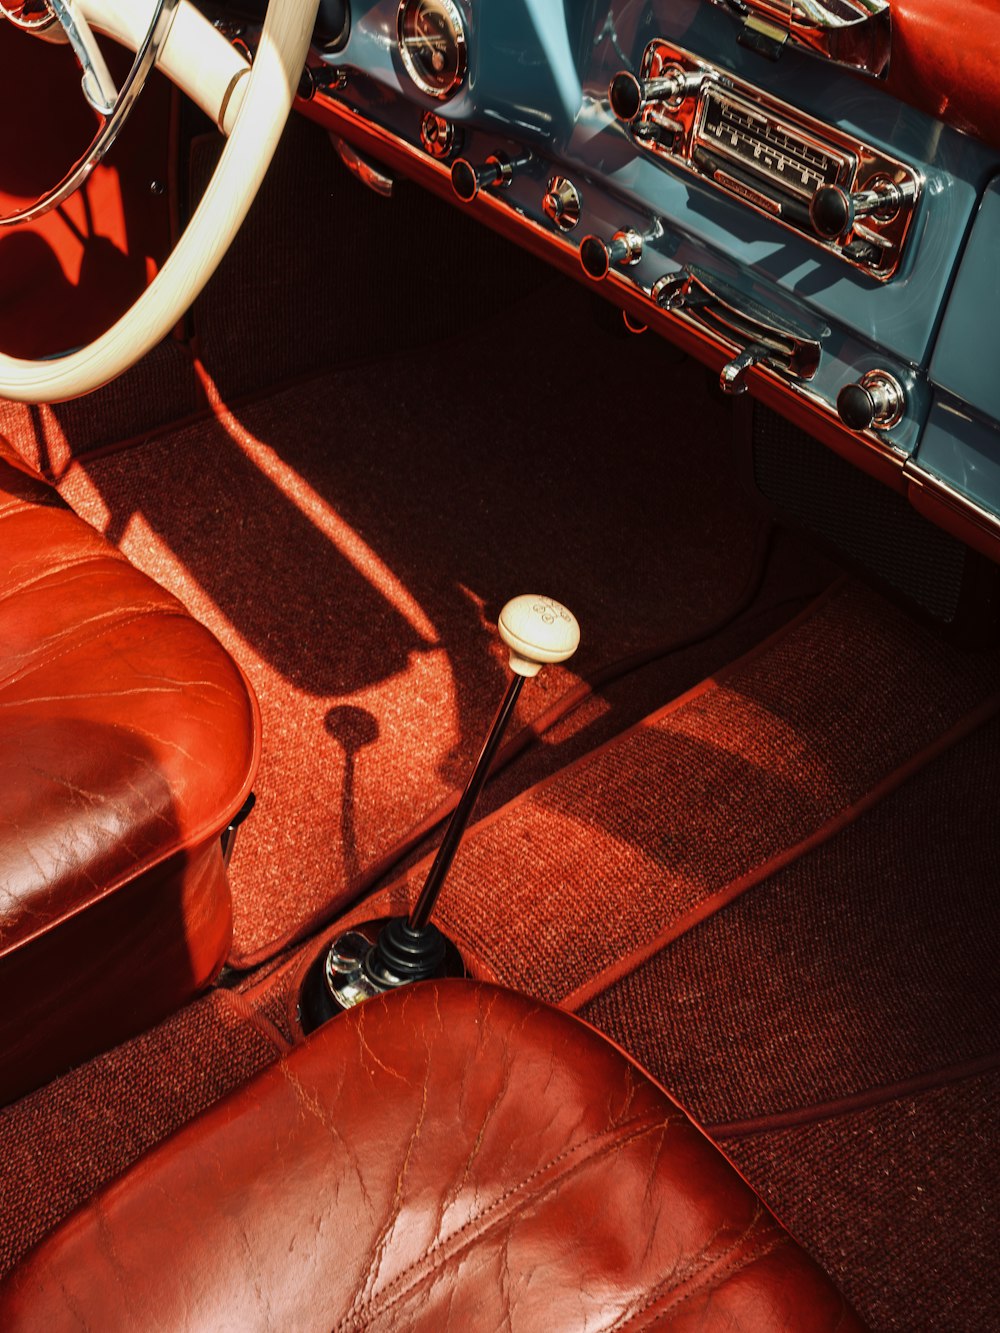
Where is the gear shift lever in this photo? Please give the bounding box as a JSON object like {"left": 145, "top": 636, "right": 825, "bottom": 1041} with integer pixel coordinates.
{"left": 315, "top": 596, "right": 580, "bottom": 1016}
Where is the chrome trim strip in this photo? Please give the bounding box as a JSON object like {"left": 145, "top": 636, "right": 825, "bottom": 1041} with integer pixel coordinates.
{"left": 904, "top": 463, "right": 1000, "bottom": 542}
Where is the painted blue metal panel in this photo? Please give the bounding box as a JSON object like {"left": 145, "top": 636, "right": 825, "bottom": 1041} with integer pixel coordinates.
{"left": 930, "top": 177, "right": 1000, "bottom": 425}
{"left": 335, "top": 0, "right": 996, "bottom": 370}
{"left": 915, "top": 396, "right": 1000, "bottom": 517}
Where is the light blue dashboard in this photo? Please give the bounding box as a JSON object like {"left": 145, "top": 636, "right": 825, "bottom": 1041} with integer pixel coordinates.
{"left": 292, "top": 0, "right": 1000, "bottom": 553}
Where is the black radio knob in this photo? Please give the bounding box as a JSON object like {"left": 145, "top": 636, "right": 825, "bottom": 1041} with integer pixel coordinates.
{"left": 579, "top": 229, "right": 643, "bottom": 281}
{"left": 836, "top": 370, "right": 905, "bottom": 431}
{"left": 608, "top": 68, "right": 701, "bottom": 123}
{"left": 450, "top": 152, "right": 529, "bottom": 203}
{"left": 810, "top": 180, "right": 904, "bottom": 240}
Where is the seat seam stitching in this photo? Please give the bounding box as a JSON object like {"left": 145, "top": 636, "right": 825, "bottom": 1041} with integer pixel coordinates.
{"left": 338, "top": 1112, "right": 673, "bottom": 1330}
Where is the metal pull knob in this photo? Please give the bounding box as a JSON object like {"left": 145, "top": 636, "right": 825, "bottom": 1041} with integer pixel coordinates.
{"left": 579, "top": 229, "right": 643, "bottom": 281}
{"left": 542, "top": 176, "right": 581, "bottom": 231}
{"left": 450, "top": 152, "right": 529, "bottom": 202}
{"left": 810, "top": 180, "right": 907, "bottom": 240}
{"left": 608, "top": 68, "right": 701, "bottom": 123}
{"left": 836, "top": 370, "right": 905, "bottom": 431}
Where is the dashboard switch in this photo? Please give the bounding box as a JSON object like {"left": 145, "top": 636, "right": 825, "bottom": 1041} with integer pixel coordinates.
{"left": 837, "top": 370, "right": 905, "bottom": 431}
{"left": 542, "top": 176, "right": 581, "bottom": 231}
{"left": 420, "top": 112, "right": 458, "bottom": 159}
{"left": 810, "top": 179, "right": 909, "bottom": 240}
{"left": 609, "top": 68, "right": 701, "bottom": 123}
{"left": 450, "top": 152, "right": 528, "bottom": 202}
{"left": 579, "top": 229, "right": 643, "bottom": 281}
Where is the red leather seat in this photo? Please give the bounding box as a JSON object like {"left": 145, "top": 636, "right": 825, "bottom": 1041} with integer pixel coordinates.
{"left": 0, "top": 436, "right": 259, "bottom": 1104}
{"left": 0, "top": 980, "right": 866, "bottom": 1330}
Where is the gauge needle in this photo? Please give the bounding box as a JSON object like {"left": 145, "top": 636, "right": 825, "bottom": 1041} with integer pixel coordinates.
{"left": 402, "top": 34, "right": 448, "bottom": 49}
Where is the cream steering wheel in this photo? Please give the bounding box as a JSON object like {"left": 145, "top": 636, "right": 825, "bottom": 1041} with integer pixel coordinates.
{"left": 0, "top": 0, "right": 318, "bottom": 402}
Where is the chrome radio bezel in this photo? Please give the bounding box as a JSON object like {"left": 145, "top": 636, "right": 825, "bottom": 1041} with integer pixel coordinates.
{"left": 623, "top": 40, "right": 921, "bottom": 281}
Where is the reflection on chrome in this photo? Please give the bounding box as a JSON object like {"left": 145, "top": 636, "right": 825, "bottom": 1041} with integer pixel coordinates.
{"left": 705, "top": 0, "right": 891, "bottom": 75}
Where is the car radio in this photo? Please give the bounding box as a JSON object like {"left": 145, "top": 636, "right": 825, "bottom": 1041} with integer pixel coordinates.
{"left": 609, "top": 40, "right": 920, "bottom": 280}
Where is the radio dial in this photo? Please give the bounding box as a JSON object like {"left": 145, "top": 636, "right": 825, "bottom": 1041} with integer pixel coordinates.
{"left": 810, "top": 179, "right": 907, "bottom": 240}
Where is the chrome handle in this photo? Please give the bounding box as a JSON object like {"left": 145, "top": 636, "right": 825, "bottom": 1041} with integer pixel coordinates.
{"left": 719, "top": 343, "right": 769, "bottom": 396}
{"left": 653, "top": 267, "right": 822, "bottom": 388}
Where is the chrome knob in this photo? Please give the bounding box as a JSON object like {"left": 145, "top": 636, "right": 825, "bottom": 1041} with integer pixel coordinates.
{"left": 450, "top": 152, "right": 528, "bottom": 203}
{"left": 542, "top": 176, "right": 581, "bottom": 231}
{"left": 836, "top": 370, "right": 905, "bottom": 431}
{"left": 810, "top": 179, "right": 906, "bottom": 240}
{"left": 579, "top": 229, "right": 643, "bottom": 281}
{"left": 608, "top": 68, "right": 701, "bottom": 123}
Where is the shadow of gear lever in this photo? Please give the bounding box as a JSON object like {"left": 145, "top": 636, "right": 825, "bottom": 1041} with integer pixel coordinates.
{"left": 321, "top": 596, "right": 581, "bottom": 1013}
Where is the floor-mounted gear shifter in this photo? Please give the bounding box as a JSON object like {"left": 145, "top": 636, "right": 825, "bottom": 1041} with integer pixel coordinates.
{"left": 314, "top": 595, "right": 580, "bottom": 1015}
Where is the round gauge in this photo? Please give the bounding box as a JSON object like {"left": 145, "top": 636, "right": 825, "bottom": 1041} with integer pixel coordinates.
{"left": 397, "top": 0, "right": 467, "bottom": 100}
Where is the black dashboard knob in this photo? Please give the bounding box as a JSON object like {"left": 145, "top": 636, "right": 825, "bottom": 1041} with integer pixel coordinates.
{"left": 608, "top": 68, "right": 700, "bottom": 123}
{"left": 450, "top": 152, "right": 528, "bottom": 203}
{"left": 836, "top": 383, "right": 878, "bottom": 431}
{"left": 810, "top": 179, "right": 905, "bottom": 241}
{"left": 810, "top": 185, "right": 854, "bottom": 239}
{"left": 837, "top": 371, "right": 905, "bottom": 432}
{"left": 579, "top": 229, "right": 643, "bottom": 281}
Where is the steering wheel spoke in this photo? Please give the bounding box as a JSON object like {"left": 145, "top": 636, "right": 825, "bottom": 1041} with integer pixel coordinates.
{"left": 0, "top": 0, "right": 319, "bottom": 400}
{"left": 48, "top": 0, "right": 119, "bottom": 113}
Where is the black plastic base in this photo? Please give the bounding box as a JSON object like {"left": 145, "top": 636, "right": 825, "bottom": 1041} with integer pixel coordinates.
{"left": 299, "top": 919, "right": 466, "bottom": 1031}
{"left": 367, "top": 917, "right": 447, "bottom": 987}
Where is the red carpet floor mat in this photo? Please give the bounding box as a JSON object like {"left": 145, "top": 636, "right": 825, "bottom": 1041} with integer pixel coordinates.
{"left": 53, "top": 283, "right": 785, "bottom": 966}
{"left": 0, "top": 989, "right": 286, "bottom": 1283}
{"left": 333, "top": 581, "right": 1000, "bottom": 1008}
{"left": 575, "top": 714, "right": 1000, "bottom": 1331}
{"left": 718, "top": 1070, "right": 999, "bottom": 1332}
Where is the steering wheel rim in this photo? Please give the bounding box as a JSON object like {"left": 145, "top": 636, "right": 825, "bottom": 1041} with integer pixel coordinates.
{"left": 0, "top": 0, "right": 175, "bottom": 227}
{"left": 0, "top": 0, "right": 319, "bottom": 403}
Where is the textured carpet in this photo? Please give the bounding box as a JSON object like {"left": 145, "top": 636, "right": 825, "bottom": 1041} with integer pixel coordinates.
{"left": 327, "top": 580, "right": 1000, "bottom": 1008}
{"left": 719, "top": 1072, "right": 1000, "bottom": 1332}
{"left": 580, "top": 716, "right": 1000, "bottom": 1123}
{"left": 0, "top": 989, "right": 286, "bottom": 1282}
{"left": 300, "top": 585, "right": 1000, "bottom": 1332}
{"left": 55, "top": 279, "right": 777, "bottom": 966}
{"left": 572, "top": 715, "right": 1000, "bottom": 1331}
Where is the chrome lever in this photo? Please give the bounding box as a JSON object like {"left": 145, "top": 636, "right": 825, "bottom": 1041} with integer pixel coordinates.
{"left": 720, "top": 343, "right": 769, "bottom": 395}
{"left": 652, "top": 266, "right": 822, "bottom": 390}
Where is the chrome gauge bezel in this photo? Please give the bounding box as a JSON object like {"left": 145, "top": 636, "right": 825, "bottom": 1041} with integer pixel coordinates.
{"left": 397, "top": 0, "right": 467, "bottom": 101}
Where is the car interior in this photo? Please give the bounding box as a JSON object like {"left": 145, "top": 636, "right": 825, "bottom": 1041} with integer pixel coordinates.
{"left": 0, "top": 0, "right": 997, "bottom": 1327}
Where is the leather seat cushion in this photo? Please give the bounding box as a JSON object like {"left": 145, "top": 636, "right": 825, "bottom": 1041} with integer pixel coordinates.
{"left": 0, "top": 437, "right": 259, "bottom": 1102}
{"left": 0, "top": 980, "right": 866, "bottom": 1330}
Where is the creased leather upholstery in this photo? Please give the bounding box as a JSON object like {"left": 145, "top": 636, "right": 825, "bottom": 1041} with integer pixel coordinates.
{"left": 0, "top": 980, "right": 866, "bottom": 1331}
{"left": 0, "top": 436, "right": 260, "bottom": 1103}
{"left": 885, "top": 2, "right": 1000, "bottom": 151}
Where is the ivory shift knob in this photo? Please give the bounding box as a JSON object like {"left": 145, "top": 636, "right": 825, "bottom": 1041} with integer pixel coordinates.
{"left": 498, "top": 595, "right": 581, "bottom": 677}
